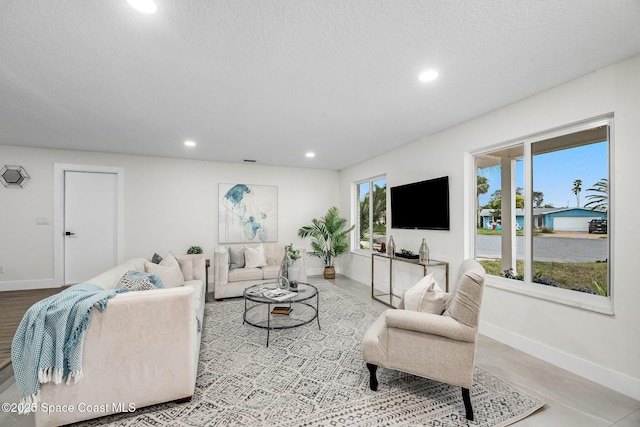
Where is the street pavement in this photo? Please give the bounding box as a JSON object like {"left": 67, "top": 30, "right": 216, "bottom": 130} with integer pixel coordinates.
{"left": 476, "top": 234, "right": 608, "bottom": 262}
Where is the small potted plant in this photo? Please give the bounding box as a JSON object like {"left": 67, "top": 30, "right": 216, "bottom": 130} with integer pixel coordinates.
{"left": 187, "top": 245, "right": 203, "bottom": 254}
{"left": 285, "top": 243, "right": 300, "bottom": 262}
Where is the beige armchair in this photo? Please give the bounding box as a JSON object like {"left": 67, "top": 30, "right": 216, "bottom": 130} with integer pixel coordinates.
{"left": 362, "top": 259, "right": 485, "bottom": 420}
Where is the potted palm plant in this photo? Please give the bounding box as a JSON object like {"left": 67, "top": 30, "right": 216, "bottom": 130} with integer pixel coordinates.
{"left": 298, "top": 206, "right": 355, "bottom": 279}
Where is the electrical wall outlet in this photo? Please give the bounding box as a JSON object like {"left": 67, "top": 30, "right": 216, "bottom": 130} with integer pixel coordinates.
{"left": 0, "top": 265, "right": 4, "bottom": 274}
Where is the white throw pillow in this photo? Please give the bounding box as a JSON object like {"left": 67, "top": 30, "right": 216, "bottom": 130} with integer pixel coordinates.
{"left": 403, "top": 273, "right": 446, "bottom": 314}
{"left": 244, "top": 244, "right": 267, "bottom": 268}
{"left": 145, "top": 252, "right": 184, "bottom": 288}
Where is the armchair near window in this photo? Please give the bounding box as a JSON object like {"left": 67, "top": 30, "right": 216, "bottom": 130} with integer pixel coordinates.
{"left": 362, "top": 259, "right": 485, "bottom": 420}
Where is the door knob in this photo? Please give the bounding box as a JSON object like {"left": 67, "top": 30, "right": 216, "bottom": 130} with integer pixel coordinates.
{"left": 65, "top": 231, "right": 75, "bottom": 236}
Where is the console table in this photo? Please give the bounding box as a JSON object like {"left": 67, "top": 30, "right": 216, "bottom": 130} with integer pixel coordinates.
{"left": 371, "top": 253, "right": 448, "bottom": 308}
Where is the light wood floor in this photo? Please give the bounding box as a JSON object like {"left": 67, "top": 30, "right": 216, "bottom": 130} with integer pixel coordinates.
{"left": 0, "top": 287, "right": 67, "bottom": 370}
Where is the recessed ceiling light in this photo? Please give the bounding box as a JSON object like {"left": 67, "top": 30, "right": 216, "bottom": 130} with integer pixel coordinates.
{"left": 305, "top": 152, "right": 316, "bottom": 158}
{"left": 184, "top": 140, "right": 196, "bottom": 147}
{"left": 419, "top": 69, "right": 439, "bottom": 82}
{"left": 127, "top": 0, "right": 158, "bottom": 14}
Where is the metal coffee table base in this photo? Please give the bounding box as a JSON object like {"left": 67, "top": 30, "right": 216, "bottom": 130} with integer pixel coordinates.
{"left": 243, "top": 283, "right": 321, "bottom": 346}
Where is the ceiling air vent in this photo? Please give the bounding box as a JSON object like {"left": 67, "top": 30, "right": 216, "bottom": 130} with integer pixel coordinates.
{"left": 0, "top": 165, "right": 30, "bottom": 188}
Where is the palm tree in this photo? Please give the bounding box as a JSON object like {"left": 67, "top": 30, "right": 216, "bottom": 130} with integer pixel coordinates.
{"left": 358, "top": 184, "right": 386, "bottom": 240}
{"left": 359, "top": 197, "right": 369, "bottom": 241}
{"left": 584, "top": 178, "right": 608, "bottom": 212}
{"left": 477, "top": 175, "right": 489, "bottom": 227}
{"left": 572, "top": 179, "right": 582, "bottom": 207}
{"left": 371, "top": 184, "right": 386, "bottom": 227}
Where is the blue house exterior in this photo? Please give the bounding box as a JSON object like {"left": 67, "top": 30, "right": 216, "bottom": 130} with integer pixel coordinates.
{"left": 540, "top": 208, "right": 606, "bottom": 231}
{"left": 480, "top": 209, "right": 526, "bottom": 230}
{"left": 480, "top": 207, "right": 607, "bottom": 231}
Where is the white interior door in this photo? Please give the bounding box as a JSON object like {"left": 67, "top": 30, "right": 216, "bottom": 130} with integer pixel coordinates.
{"left": 64, "top": 171, "right": 118, "bottom": 284}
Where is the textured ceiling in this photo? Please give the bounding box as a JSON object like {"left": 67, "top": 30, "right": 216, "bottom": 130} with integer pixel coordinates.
{"left": 1, "top": 0, "right": 640, "bottom": 170}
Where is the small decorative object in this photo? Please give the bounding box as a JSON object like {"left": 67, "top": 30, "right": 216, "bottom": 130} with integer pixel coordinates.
{"left": 285, "top": 243, "right": 301, "bottom": 290}
{"left": 397, "top": 249, "right": 419, "bottom": 259}
{"left": 288, "top": 262, "right": 300, "bottom": 290}
{"left": 419, "top": 238, "right": 429, "bottom": 263}
{"left": 280, "top": 255, "right": 289, "bottom": 280}
{"left": 298, "top": 206, "right": 355, "bottom": 279}
{"left": 187, "top": 245, "right": 203, "bottom": 254}
{"left": 277, "top": 275, "right": 290, "bottom": 290}
{"left": 387, "top": 236, "right": 396, "bottom": 257}
{"left": 0, "top": 165, "right": 30, "bottom": 188}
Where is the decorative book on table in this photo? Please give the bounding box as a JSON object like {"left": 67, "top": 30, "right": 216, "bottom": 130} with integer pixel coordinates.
{"left": 271, "top": 306, "right": 293, "bottom": 315}
{"left": 263, "top": 289, "right": 297, "bottom": 301}
{"left": 246, "top": 286, "right": 297, "bottom": 301}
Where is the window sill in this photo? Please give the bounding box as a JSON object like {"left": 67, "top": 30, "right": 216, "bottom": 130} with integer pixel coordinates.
{"left": 485, "top": 275, "right": 614, "bottom": 315}
{"left": 351, "top": 249, "right": 375, "bottom": 258}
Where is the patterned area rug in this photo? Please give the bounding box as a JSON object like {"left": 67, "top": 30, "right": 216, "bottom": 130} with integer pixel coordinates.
{"left": 79, "top": 282, "right": 545, "bottom": 426}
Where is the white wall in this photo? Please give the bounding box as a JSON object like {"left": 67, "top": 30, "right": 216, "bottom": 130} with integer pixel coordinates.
{"left": 339, "top": 54, "right": 640, "bottom": 400}
{"left": 0, "top": 146, "right": 339, "bottom": 288}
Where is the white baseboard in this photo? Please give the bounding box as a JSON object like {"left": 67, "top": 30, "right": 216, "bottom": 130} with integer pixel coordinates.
{"left": 0, "top": 279, "right": 62, "bottom": 292}
{"left": 479, "top": 321, "right": 640, "bottom": 401}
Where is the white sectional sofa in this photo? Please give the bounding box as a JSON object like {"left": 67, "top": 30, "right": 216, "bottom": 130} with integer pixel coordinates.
{"left": 34, "top": 253, "right": 206, "bottom": 427}
{"left": 213, "top": 243, "right": 306, "bottom": 299}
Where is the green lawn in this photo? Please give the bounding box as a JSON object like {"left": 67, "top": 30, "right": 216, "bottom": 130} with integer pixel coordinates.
{"left": 478, "top": 259, "right": 608, "bottom": 295}
{"left": 476, "top": 228, "right": 530, "bottom": 237}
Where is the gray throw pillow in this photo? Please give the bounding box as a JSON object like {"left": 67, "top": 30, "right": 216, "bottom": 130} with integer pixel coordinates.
{"left": 229, "top": 247, "right": 245, "bottom": 270}
{"left": 151, "top": 252, "right": 163, "bottom": 264}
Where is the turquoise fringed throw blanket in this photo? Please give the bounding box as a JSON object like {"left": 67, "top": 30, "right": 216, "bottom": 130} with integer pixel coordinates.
{"left": 11, "top": 283, "right": 128, "bottom": 410}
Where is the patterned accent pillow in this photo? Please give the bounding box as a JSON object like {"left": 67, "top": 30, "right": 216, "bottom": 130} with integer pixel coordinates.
{"left": 126, "top": 270, "right": 164, "bottom": 288}
{"left": 117, "top": 271, "right": 157, "bottom": 291}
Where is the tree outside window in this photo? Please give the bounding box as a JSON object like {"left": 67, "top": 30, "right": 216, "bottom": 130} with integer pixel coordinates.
{"left": 473, "top": 117, "right": 611, "bottom": 307}
{"left": 355, "top": 177, "right": 386, "bottom": 253}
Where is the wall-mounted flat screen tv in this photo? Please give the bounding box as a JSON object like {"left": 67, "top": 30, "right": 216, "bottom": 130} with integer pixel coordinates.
{"left": 390, "top": 176, "right": 450, "bottom": 230}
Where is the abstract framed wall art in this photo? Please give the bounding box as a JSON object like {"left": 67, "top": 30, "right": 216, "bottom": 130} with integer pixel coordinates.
{"left": 218, "top": 183, "right": 278, "bottom": 243}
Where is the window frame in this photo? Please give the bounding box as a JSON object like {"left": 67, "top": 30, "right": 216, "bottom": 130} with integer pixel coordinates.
{"left": 468, "top": 115, "right": 614, "bottom": 315}
{"left": 352, "top": 175, "right": 387, "bottom": 255}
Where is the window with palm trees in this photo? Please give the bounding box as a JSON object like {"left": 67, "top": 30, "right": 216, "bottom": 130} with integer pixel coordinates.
{"left": 355, "top": 177, "right": 387, "bottom": 253}
{"left": 472, "top": 115, "right": 612, "bottom": 312}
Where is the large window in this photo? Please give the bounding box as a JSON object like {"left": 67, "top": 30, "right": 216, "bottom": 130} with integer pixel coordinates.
{"left": 355, "top": 176, "right": 387, "bottom": 253}
{"left": 473, "top": 116, "right": 612, "bottom": 313}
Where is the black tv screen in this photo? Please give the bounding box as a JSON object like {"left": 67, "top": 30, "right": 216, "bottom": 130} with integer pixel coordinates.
{"left": 390, "top": 176, "right": 450, "bottom": 230}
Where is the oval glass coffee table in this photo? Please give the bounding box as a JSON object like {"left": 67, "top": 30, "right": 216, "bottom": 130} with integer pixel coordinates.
{"left": 243, "top": 282, "right": 321, "bottom": 346}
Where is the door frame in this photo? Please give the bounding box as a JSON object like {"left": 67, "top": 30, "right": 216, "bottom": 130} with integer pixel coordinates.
{"left": 53, "top": 164, "right": 125, "bottom": 286}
